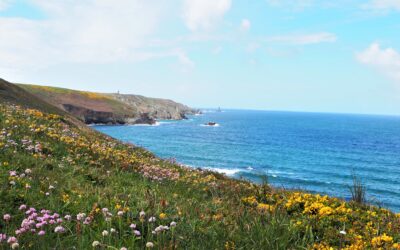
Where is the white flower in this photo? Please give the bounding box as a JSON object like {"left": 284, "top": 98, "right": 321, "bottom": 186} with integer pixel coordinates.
{"left": 92, "top": 241, "right": 100, "bottom": 247}
{"left": 148, "top": 217, "right": 156, "bottom": 223}
{"left": 117, "top": 211, "right": 124, "bottom": 216}
{"left": 25, "top": 169, "right": 32, "bottom": 174}
{"left": 146, "top": 242, "right": 154, "bottom": 248}
{"left": 102, "top": 230, "right": 109, "bottom": 237}
{"left": 120, "top": 248, "right": 127, "bottom": 250}
{"left": 77, "top": 213, "right": 86, "bottom": 221}
{"left": 110, "top": 228, "right": 116, "bottom": 234}
{"left": 339, "top": 230, "right": 346, "bottom": 235}
{"left": 139, "top": 211, "right": 145, "bottom": 217}
{"left": 54, "top": 226, "right": 65, "bottom": 233}
{"left": 170, "top": 221, "right": 177, "bottom": 227}
{"left": 11, "top": 243, "right": 19, "bottom": 249}
{"left": 49, "top": 185, "right": 55, "bottom": 190}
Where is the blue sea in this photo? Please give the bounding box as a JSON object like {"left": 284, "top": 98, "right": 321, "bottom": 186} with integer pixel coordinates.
{"left": 94, "top": 110, "right": 400, "bottom": 211}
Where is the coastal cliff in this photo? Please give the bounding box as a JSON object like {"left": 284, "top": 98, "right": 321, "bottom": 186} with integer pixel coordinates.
{"left": 17, "top": 83, "right": 198, "bottom": 125}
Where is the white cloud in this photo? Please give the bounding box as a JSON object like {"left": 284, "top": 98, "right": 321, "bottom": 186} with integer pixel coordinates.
{"left": 0, "top": 0, "right": 187, "bottom": 71}
{"left": 363, "top": 0, "right": 400, "bottom": 11}
{"left": 176, "top": 49, "right": 195, "bottom": 69}
{"left": 266, "top": 32, "right": 337, "bottom": 45}
{"left": 266, "top": 0, "right": 314, "bottom": 11}
{"left": 0, "top": 0, "right": 12, "bottom": 11}
{"left": 182, "top": 0, "right": 231, "bottom": 31}
{"left": 356, "top": 43, "right": 400, "bottom": 82}
{"left": 239, "top": 19, "right": 251, "bottom": 32}
{"left": 246, "top": 42, "right": 261, "bottom": 53}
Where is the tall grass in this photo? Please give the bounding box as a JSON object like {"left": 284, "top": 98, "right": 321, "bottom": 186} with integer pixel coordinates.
{"left": 349, "top": 174, "right": 366, "bottom": 204}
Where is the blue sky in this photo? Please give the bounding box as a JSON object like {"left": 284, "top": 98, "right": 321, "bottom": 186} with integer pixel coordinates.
{"left": 1, "top": 0, "right": 400, "bottom": 115}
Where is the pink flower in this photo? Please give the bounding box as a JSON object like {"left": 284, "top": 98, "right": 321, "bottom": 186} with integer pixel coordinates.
{"left": 54, "top": 226, "right": 65, "bottom": 234}
{"left": 129, "top": 224, "right": 136, "bottom": 229}
{"left": 64, "top": 215, "right": 72, "bottom": 221}
{"left": 133, "top": 230, "right": 141, "bottom": 236}
{"left": 18, "top": 205, "right": 27, "bottom": 211}
{"left": 83, "top": 217, "right": 92, "bottom": 225}
{"left": 3, "top": 214, "right": 11, "bottom": 221}
{"left": 9, "top": 171, "right": 17, "bottom": 177}
{"left": 0, "top": 234, "right": 7, "bottom": 242}
{"left": 7, "top": 236, "right": 17, "bottom": 244}
{"left": 76, "top": 213, "right": 86, "bottom": 221}
{"left": 38, "top": 230, "right": 45, "bottom": 236}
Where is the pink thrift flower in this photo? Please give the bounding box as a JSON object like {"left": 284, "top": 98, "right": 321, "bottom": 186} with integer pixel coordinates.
{"left": 54, "top": 226, "right": 65, "bottom": 234}
{"left": 0, "top": 234, "right": 7, "bottom": 242}
{"left": 3, "top": 214, "right": 11, "bottom": 221}
{"left": 7, "top": 236, "right": 17, "bottom": 244}
{"left": 38, "top": 230, "right": 45, "bottom": 236}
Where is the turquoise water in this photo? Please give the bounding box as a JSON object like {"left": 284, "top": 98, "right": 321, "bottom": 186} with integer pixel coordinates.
{"left": 94, "top": 110, "right": 400, "bottom": 211}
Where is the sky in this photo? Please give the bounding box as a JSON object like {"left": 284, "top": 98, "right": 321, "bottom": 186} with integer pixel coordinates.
{"left": 0, "top": 0, "right": 400, "bottom": 115}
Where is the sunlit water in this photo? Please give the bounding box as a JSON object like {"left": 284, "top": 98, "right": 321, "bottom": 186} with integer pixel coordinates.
{"left": 94, "top": 110, "right": 400, "bottom": 211}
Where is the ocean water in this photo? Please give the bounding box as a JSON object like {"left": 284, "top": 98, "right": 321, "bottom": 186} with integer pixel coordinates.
{"left": 94, "top": 110, "right": 400, "bottom": 211}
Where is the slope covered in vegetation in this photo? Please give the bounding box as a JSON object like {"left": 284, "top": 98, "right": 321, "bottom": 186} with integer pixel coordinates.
{"left": 18, "top": 83, "right": 197, "bottom": 125}
{"left": 0, "top": 100, "right": 400, "bottom": 249}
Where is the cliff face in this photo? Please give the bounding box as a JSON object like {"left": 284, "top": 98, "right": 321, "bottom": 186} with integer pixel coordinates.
{"left": 108, "top": 94, "right": 197, "bottom": 120}
{"left": 17, "top": 84, "right": 198, "bottom": 125}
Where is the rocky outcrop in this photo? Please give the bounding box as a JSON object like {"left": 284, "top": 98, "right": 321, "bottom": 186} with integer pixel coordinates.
{"left": 18, "top": 84, "right": 198, "bottom": 125}
{"left": 109, "top": 94, "right": 199, "bottom": 121}
{"left": 62, "top": 104, "right": 156, "bottom": 125}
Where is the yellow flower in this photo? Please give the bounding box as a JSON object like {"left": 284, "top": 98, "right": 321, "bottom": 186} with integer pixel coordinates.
{"left": 371, "top": 234, "right": 393, "bottom": 248}
{"left": 62, "top": 194, "right": 70, "bottom": 203}
{"left": 256, "top": 203, "right": 273, "bottom": 213}
{"left": 159, "top": 213, "right": 167, "bottom": 220}
{"left": 242, "top": 196, "right": 258, "bottom": 206}
{"left": 318, "top": 206, "right": 334, "bottom": 217}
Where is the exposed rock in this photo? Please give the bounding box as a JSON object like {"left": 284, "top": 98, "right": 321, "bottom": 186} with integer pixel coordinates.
{"left": 18, "top": 84, "right": 198, "bottom": 125}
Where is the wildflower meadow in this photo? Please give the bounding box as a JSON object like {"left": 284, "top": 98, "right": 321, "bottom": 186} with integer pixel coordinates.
{"left": 1, "top": 103, "right": 399, "bottom": 249}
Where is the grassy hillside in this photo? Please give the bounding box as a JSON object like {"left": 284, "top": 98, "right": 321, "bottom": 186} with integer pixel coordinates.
{"left": 0, "top": 86, "right": 400, "bottom": 249}
{"left": 18, "top": 84, "right": 197, "bottom": 125}
{"left": 0, "top": 79, "right": 66, "bottom": 116}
